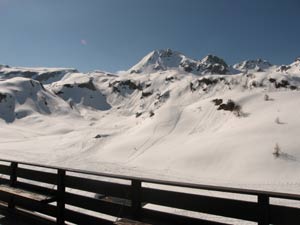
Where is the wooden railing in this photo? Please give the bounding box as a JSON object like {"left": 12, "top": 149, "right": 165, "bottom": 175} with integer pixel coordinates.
{"left": 0, "top": 158, "right": 299, "bottom": 225}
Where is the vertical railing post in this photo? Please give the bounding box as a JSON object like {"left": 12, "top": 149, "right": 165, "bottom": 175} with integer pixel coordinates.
{"left": 9, "top": 162, "right": 18, "bottom": 187}
{"left": 258, "top": 194, "right": 269, "bottom": 225}
{"left": 57, "top": 169, "right": 65, "bottom": 225}
{"left": 131, "top": 179, "right": 142, "bottom": 220}
{"left": 8, "top": 162, "right": 18, "bottom": 211}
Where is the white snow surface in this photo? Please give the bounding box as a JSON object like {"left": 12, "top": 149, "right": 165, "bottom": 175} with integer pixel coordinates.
{"left": 1, "top": 52, "right": 300, "bottom": 194}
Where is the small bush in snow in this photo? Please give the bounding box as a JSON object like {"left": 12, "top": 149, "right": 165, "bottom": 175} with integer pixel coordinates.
{"left": 233, "top": 104, "right": 242, "bottom": 117}
{"left": 264, "top": 94, "right": 270, "bottom": 101}
{"left": 212, "top": 98, "right": 223, "bottom": 106}
{"left": 94, "top": 134, "right": 102, "bottom": 139}
{"left": 149, "top": 110, "right": 155, "bottom": 117}
{"left": 135, "top": 112, "right": 142, "bottom": 118}
{"left": 273, "top": 143, "right": 281, "bottom": 158}
{"left": 275, "top": 117, "right": 281, "bottom": 124}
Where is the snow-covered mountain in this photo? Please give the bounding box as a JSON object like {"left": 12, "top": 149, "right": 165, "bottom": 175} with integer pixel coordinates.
{"left": 197, "top": 54, "right": 229, "bottom": 74}
{"left": 0, "top": 66, "right": 78, "bottom": 84}
{"left": 233, "top": 58, "right": 273, "bottom": 72}
{"left": 50, "top": 72, "right": 111, "bottom": 111}
{"left": 128, "top": 49, "right": 229, "bottom": 75}
{"left": 128, "top": 49, "right": 197, "bottom": 74}
{"left": 1, "top": 50, "right": 300, "bottom": 193}
{"left": 0, "top": 77, "right": 77, "bottom": 122}
{"left": 277, "top": 57, "right": 300, "bottom": 73}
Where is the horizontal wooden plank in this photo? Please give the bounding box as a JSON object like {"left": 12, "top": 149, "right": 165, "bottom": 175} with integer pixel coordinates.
{"left": 141, "top": 208, "right": 230, "bottom": 225}
{"left": 0, "top": 205, "right": 56, "bottom": 225}
{"left": 64, "top": 208, "right": 114, "bottom": 225}
{"left": 15, "top": 197, "right": 57, "bottom": 217}
{"left": 0, "top": 185, "right": 53, "bottom": 202}
{"left": 114, "top": 218, "right": 152, "bottom": 225}
{"left": 270, "top": 204, "right": 300, "bottom": 224}
{"left": 16, "top": 181, "right": 56, "bottom": 196}
{"left": 65, "top": 175, "right": 131, "bottom": 199}
{"left": 0, "top": 164, "right": 10, "bottom": 175}
{"left": 142, "top": 188, "right": 258, "bottom": 222}
{"left": 17, "top": 167, "right": 57, "bottom": 184}
{"left": 65, "top": 192, "right": 131, "bottom": 217}
{"left": 0, "top": 191, "right": 57, "bottom": 217}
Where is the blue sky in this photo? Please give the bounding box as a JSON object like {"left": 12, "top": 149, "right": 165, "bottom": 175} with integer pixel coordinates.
{"left": 0, "top": 0, "right": 299, "bottom": 72}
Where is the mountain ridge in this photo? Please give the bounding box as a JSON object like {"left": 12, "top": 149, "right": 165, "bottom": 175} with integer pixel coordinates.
{"left": 1, "top": 49, "right": 299, "bottom": 76}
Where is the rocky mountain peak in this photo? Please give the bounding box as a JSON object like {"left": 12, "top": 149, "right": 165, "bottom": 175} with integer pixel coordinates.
{"left": 197, "top": 55, "right": 229, "bottom": 74}
{"left": 294, "top": 57, "right": 300, "bottom": 63}
{"left": 128, "top": 50, "right": 229, "bottom": 75}
{"left": 233, "top": 59, "right": 272, "bottom": 72}
{"left": 128, "top": 49, "right": 197, "bottom": 74}
{"left": 200, "top": 55, "right": 228, "bottom": 66}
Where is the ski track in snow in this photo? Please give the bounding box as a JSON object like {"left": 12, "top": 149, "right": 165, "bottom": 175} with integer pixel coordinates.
{"left": 127, "top": 107, "right": 184, "bottom": 162}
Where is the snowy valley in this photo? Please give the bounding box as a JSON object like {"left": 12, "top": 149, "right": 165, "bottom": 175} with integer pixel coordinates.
{"left": 1, "top": 49, "right": 300, "bottom": 193}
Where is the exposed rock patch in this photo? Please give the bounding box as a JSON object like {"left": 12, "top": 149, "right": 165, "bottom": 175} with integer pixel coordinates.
{"left": 0, "top": 93, "right": 7, "bottom": 102}
{"left": 212, "top": 98, "right": 223, "bottom": 106}
{"left": 141, "top": 90, "right": 153, "bottom": 98}
{"left": 217, "top": 100, "right": 237, "bottom": 111}
{"left": 78, "top": 79, "right": 97, "bottom": 91}
{"left": 110, "top": 79, "right": 142, "bottom": 94}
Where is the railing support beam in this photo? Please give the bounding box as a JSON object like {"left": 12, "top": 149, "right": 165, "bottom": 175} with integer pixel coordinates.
{"left": 258, "top": 194, "right": 269, "bottom": 225}
{"left": 131, "top": 179, "right": 142, "bottom": 219}
{"left": 57, "top": 169, "right": 66, "bottom": 225}
{"left": 8, "top": 162, "right": 18, "bottom": 211}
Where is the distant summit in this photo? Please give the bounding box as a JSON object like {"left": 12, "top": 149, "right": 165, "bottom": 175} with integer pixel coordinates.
{"left": 233, "top": 59, "right": 272, "bottom": 72}
{"left": 292, "top": 57, "right": 300, "bottom": 69}
{"left": 128, "top": 49, "right": 197, "bottom": 74}
{"left": 197, "top": 55, "right": 228, "bottom": 74}
{"left": 277, "top": 56, "right": 300, "bottom": 73}
{"left": 128, "top": 49, "right": 229, "bottom": 75}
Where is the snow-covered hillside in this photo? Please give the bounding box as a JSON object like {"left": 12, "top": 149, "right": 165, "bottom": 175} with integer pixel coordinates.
{"left": 1, "top": 50, "right": 300, "bottom": 192}
{"left": 0, "top": 77, "right": 78, "bottom": 122}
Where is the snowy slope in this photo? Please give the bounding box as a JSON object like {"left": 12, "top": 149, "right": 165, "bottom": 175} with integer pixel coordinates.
{"left": 0, "top": 77, "right": 78, "bottom": 122}
{"left": 0, "top": 52, "right": 300, "bottom": 193}
{"left": 50, "top": 72, "right": 111, "bottom": 111}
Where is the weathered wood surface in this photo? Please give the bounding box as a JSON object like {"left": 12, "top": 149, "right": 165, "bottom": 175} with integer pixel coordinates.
{"left": 114, "top": 218, "right": 152, "bottom": 225}
{"left": 0, "top": 185, "right": 54, "bottom": 202}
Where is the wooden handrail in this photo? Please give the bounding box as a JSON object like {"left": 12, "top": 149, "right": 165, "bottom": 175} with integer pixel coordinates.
{"left": 0, "top": 157, "right": 299, "bottom": 200}
{"left": 0, "top": 157, "right": 299, "bottom": 225}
